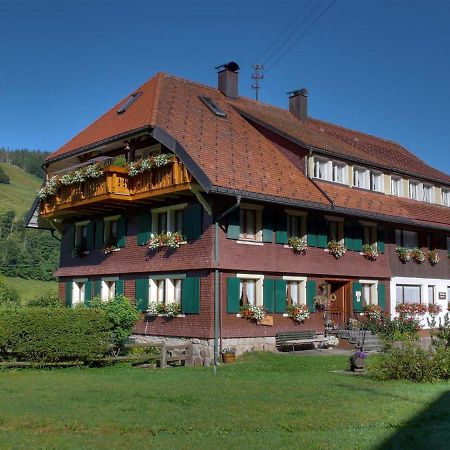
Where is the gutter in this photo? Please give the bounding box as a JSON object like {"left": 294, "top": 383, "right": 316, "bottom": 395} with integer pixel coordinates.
{"left": 213, "top": 196, "right": 241, "bottom": 374}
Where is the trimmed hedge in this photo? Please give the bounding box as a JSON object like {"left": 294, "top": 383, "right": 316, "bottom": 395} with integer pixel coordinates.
{"left": 0, "top": 307, "right": 111, "bottom": 362}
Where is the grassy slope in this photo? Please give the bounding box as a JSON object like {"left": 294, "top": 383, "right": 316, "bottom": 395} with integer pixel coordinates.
{"left": 0, "top": 163, "right": 41, "bottom": 217}
{"left": 0, "top": 275, "right": 57, "bottom": 302}
{"left": 0, "top": 353, "right": 448, "bottom": 449}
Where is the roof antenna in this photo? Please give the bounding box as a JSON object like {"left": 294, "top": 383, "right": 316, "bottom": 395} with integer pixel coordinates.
{"left": 251, "top": 64, "right": 264, "bottom": 102}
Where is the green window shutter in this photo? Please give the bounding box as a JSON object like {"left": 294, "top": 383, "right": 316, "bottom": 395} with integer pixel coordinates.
{"left": 65, "top": 280, "right": 72, "bottom": 307}
{"left": 377, "top": 226, "right": 385, "bottom": 253}
{"left": 95, "top": 219, "right": 104, "bottom": 249}
{"left": 227, "top": 208, "right": 240, "bottom": 240}
{"left": 275, "top": 279, "right": 287, "bottom": 313}
{"left": 183, "top": 204, "right": 202, "bottom": 241}
{"left": 344, "top": 221, "right": 354, "bottom": 251}
{"left": 135, "top": 278, "right": 149, "bottom": 312}
{"left": 227, "top": 277, "right": 241, "bottom": 313}
{"left": 317, "top": 218, "right": 328, "bottom": 248}
{"left": 307, "top": 215, "right": 317, "bottom": 247}
{"left": 116, "top": 279, "right": 124, "bottom": 296}
{"left": 306, "top": 280, "right": 316, "bottom": 312}
{"left": 378, "top": 283, "right": 386, "bottom": 311}
{"left": 353, "top": 223, "right": 363, "bottom": 252}
{"left": 275, "top": 214, "right": 288, "bottom": 244}
{"left": 352, "top": 282, "right": 363, "bottom": 312}
{"left": 117, "top": 216, "right": 127, "bottom": 248}
{"left": 86, "top": 221, "right": 95, "bottom": 251}
{"left": 263, "top": 278, "right": 274, "bottom": 313}
{"left": 137, "top": 213, "right": 151, "bottom": 246}
{"left": 94, "top": 280, "right": 102, "bottom": 298}
{"left": 66, "top": 225, "right": 75, "bottom": 252}
{"left": 262, "top": 212, "right": 273, "bottom": 243}
{"left": 182, "top": 277, "right": 200, "bottom": 314}
{"left": 84, "top": 280, "right": 92, "bottom": 306}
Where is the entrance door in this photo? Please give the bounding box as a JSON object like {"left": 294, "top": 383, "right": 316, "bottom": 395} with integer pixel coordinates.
{"left": 327, "top": 281, "right": 351, "bottom": 327}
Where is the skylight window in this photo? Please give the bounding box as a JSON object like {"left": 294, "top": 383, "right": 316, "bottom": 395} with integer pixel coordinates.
{"left": 117, "top": 92, "right": 142, "bottom": 114}
{"left": 198, "top": 96, "right": 226, "bottom": 117}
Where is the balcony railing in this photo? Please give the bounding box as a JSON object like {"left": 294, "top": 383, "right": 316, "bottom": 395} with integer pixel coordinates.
{"left": 40, "top": 159, "right": 193, "bottom": 217}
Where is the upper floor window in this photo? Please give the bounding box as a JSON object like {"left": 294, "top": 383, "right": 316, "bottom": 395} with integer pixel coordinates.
{"left": 395, "top": 229, "right": 418, "bottom": 248}
{"left": 151, "top": 203, "right": 186, "bottom": 234}
{"left": 286, "top": 211, "right": 307, "bottom": 239}
{"left": 442, "top": 189, "right": 450, "bottom": 206}
{"left": 332, "top": 162, "right": 347, "bottom": 184}
{"left": 327, "top": 217, "right": 344, "bottom": 242}
{"left": 75, "top": 221, "right": 89, "bottom": 248}
{"left": 422, "top": 184, "right": 433, "bottom": 203}
{"left": 362, "top": 223, "right": 377, "bottom": 245}
{"left": 314, "top": 158, "right": 330, "bottom": 181}
{"left": 239, "top": 205, "right": 262, "bottom": 242}
{"left": 104, "top": 215, "right": 120, "bottom": 245}
{"left": 353, "top": 167, "right": 370, "bottom": 189}
{"left": 371, "top": 171, "right": 383, "bottom": 192}
{"left": 391, "top": 176, "right": 402, "bottom": 196}
{"left": 409, "top": 181, "right": 420, "bottom": 200}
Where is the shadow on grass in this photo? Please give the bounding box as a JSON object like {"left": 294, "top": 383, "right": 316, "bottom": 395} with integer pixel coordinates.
{"left": 377, "top": 391, "right": 450, "bottom": 450}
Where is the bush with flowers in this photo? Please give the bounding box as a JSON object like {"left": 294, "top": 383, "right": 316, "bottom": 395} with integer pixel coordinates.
{"left": 396, "top": 303, "right": 428, "bottom": 317}
{"left": 362, "top": 243, "right": 379, "bottom": 261}
{"left": 327, "top": 240, "right": 346, "bottom": 259}
{"left": 287, "top": 236, "right": 308, "bottom": 254}
{"left": 395, "top": 247, "right": 411, "bottom": 263}
{"left": 410, "top": 247, "right": 426, "bottom": 264}
{"left": 128, "top": 153, "right": 174, "bottom": 176}
{"left": 240, "top": 304, "right": 266, "bottom": 322}
{"left": 287, "top": 304, "right": 310, "bottom": 322}
{"left": 146, "top": 302, "right": 181, "bottom": 318}
{"left": 428, "top": 249, "right": 440, "bottom": 265}
{"left": 147, "top": 232, "right": 185, "bottom": 250}
{"left": 313, "top": 295, "right": 327, "bottom": 311}
{"left": 363, "top": 304, "right": 382, "bottom": 321}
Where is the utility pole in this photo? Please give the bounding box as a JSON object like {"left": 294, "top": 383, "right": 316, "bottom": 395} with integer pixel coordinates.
{"left": 251, "top": 64, "right": 264, "bottom": 102}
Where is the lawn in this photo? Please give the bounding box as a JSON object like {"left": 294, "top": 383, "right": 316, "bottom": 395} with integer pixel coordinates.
{"left": 0, "top": 353, "right": 448, "bottom": 449}
{"left": 0, "top": 275, "right": 58, "bottom": 303}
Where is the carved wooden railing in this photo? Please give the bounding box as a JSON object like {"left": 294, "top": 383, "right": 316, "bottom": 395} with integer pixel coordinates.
{"left": 40, "top": 159, "right": 193, "bottom": 217}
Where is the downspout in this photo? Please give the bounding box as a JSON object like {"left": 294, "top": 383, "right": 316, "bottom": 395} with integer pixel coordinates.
{"left": 213, "top": 196, "right": 241, "bottom": 374}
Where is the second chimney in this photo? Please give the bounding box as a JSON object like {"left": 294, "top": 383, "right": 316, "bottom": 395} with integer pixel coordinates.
{"left": 217, "top": 61, "right": 240, "bottom": 98}
{"left": 288, "top": 88, "right": 308, "bottom": 121}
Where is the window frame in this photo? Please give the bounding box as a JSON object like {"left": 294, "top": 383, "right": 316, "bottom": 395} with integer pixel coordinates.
{"left": 151, "top": 203, "right": 187, "bottom": 235}
{"left": 103, "top": 215, "right": 121, "bottom": 245}
{"left": 72, "top": 278, "right": 88, "bottom": 306}
{"left": 283, "top": 276, "right": 307, "bottom": 308}
{"left": 353, "top": 166, "right": 370, "bottom": 190}
{"left": 325, "top": 215, "right": 344, "bottom": 243}
{"left": 360, "top": 220, "right": 377, "bottom": 246}
{"left": 422, "top": 184, "right": 434, "bottom": 203}
{"left": 370, "top": 171, "right": 383, "bottom": 193}
{"left": 359, "top": 279, "right": 379, "bottom": 307}
{"left": 238, "top": 204, "right": 263, "bottom": 242}
{"left": 149, "top": 274, "right": 186, "bottom": 305}
{"left": 409, "top": 180, "right": 420, "bottom": 200}
{"left": 391, "top": 176, "right": 402, "bottom": 196}
{"left": 75, "top": 220, "right": 90, "bottom": 248}
{"left": 285, "top": 210, "right": 307, "bottom": 239}
{"left": 101, "top": 277, "right": 118, "bottom": 301}
{"left": 313, "top": 157, "right": 331, "bottom": 181}
{"left": 442, "top": 189, "right": 450, "bottom": 207}
{"left": 396, "top": 284, "right": 422, "bottom": 305}
{"left": 395, "top": 229, "right": 418, "bottom": 248}
{"left": 236, "top": 273, "right": 264, "bottom": 307}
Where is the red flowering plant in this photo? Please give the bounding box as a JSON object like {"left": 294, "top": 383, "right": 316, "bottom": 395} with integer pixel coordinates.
{"left": 363, "top": 304, "right": 382, "bottom": 321}
{"left": 427, "top": 304, "right": 442, "bottom": 316}
{"left": 395, "top": 303, "right": 428, "bottom": 318}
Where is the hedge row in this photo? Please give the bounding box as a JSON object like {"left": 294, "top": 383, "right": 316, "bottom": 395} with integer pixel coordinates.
{"left": 0, "top": 307, "right": 112, "bottom": 362}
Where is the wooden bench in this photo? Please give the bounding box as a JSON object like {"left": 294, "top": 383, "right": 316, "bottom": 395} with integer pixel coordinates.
{"left": 276, "top": 331, "right": 327, "bottom": 352}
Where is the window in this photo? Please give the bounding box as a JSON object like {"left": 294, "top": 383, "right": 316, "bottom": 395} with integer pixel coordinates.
{"left": 237, "top": 274, "right": 263, "bottom": 307}
{"left": 359, "top": 280, "right": 378, "bottom": 307}
{"left": 314, "top": 158, "right": 330, "bottom": 181}
{"left": 150, "top": 277, "right": 183, "bottom": 305}
{"left": 239, "top": 205, "right": 262, "bottom": 241}
{"left": 198, "top": 96, "right": 226, "bottom": 117}
{"left": 422, "top": 184, "right": 433, "bottom": 203}
{"left": 428, "top": 285, "right": 435, "bottom": 305}
{"left": 361, "top": 222, "right": 377, "bottom": 246}
{"left": 75, "top": 221, "right": 89, "bottom": 248}
{"left": 117, "top": 91, "right": 142, "bottom": 114}
{"left": 72, "top": 280, "right": 86, "bottom": 305}
{"left": 395, "top": 229, "right": 418, "bottom": 248}
{"left": 104, "top": 215, "right": 120, "bottom": 245}
{"left": 391, "top": 176, "right": 402, "bottom": 196}
{"left": 286, "top": 212, "right": 307, "bottom": 239}
{"left": 396, "top": 285, "right": 421, "bottom": 304}
{"left": 409, "top": 181, "right": 420, "bottom": 200}
{"left": 332, "top": 162, "right": 346, "bottom": 184}
{"left": 327, "top": 217, "right": 344, "bottom": 242}
{"left": 371, "top": 171, "right": 383, "bottom": 192}
{"left": 102, "top": 279, "right": 116, "bottom": 301}
{"left": 151, "top": 204, "right": 186, "bottom": 234}
{"left": 353, "top": 167, "right": 370, "bottom": 189}
{"left": 283, "top": 277, "right": 307, "bottom": 308}
{"left": 442, "top": 189, "right": 450, "bottom": 206}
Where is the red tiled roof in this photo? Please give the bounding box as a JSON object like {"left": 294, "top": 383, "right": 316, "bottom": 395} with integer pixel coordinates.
{"left": 46, "top": 72, "right": 450, "bottom": 228}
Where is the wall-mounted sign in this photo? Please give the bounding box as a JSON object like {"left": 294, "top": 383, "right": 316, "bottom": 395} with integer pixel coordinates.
{"left": 438, "top": 292, "right": 447, "bottom": 300}
{"left": 355, "top": 291, "right": 361, "bottom": 302}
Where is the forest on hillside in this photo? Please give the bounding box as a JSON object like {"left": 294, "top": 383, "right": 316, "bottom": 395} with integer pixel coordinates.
{"left": 0, "top": 148, "right": 51, "bottom": 179}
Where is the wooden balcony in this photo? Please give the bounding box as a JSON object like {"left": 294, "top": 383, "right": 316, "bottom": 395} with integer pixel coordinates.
{"left": 40, "top": 159, "right": 194, "bottom": 218}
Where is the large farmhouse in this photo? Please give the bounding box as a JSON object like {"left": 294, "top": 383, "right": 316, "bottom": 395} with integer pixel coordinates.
{"left": 28, "top": 63, "right": 450, "bottom": 364}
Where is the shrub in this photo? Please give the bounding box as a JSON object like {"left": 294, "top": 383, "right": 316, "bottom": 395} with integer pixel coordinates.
{"left": 0, "top": 307, "right": 111, "bottom": 362}
{"left": 113, "top": 155, "right": 127, "bottom": 167}
{"left": 91, "top": 295, "right": 140, "bottom": 354}
{"left": 369, "top": 341, "right": 450, "bottom": 382}
{"left": 0, "top": 281, "right": 20, "bottom": 306}
{"left": 0, "top": 166, "right": 10, "bottom": 184}
{"left": 27, "top": 293, "right": 63, "bottom": 308}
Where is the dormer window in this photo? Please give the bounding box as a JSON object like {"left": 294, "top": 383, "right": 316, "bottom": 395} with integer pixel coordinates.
{"left": 422, "top": 184, "right": 433, "bottom": 203}
{"left": 314, "top": 157, "right": 330, "bottom": 181}
{"left": 353, "top": 167, "right": 370, "bottom": 189}
{"left": 332, "top": 162, "right": 347, "bottom": 184}
{"left": 442, "top": 189, "right": 450, "bottom": 206}
{"left": 370, "top": 171, "right": 383, "bottom": 192}
{"left": 409, "top": 181, "right": 420, "bottom": 200}
{"left": 391, "top": 176, "right": 402, "bottom": 196}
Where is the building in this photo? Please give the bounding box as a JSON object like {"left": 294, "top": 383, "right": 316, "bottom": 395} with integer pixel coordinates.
{"left": 27, "top": 63, "right": 450, "bottom": 364}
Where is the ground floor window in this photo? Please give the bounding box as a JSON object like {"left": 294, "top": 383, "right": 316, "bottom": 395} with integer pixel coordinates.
{"left": 150, "top": 277, "right": 183, "bottom": 305}
{"left": 237, "top": 274, "right": 264, "bottom": 307}
{"left": 72, "top": 280, "right": 87, "bottom": 305}
{"left": 358, "top": 280, "right": 378, "bottom": 307}
{"left": 102, "top": 278, "right": 117, "bottom": 301}
{"left": 396, "top": 284, "right": 421, "bottom": 304}
{"left": 428, "top": 285, "right": 435, "bottom": 305}
{"left": 283, "top": 276, "right": 307, "bottom": 308}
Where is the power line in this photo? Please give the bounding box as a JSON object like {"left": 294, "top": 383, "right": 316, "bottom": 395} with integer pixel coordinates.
{"left": 265, "top": 0, "right": 336, "bottom": 74}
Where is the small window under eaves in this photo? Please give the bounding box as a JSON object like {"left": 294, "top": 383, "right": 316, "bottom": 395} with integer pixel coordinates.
{"left": 117, "top": 91, "right": 143, "bottom": 114}
{"left": 198, "top": 96, "right": 226, "bottom": 117}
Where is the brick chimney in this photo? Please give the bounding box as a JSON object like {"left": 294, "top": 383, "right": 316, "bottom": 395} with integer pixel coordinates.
{"left": 216, "top": 61, "right": 240, "bottom": 98}
{"left": 288, "top": 88, "right": 308, "bottom": 121}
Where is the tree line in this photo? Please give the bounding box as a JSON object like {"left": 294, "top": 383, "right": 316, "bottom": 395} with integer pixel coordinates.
{"left": 0, "top": 148, "right": 51, "bottom": 179}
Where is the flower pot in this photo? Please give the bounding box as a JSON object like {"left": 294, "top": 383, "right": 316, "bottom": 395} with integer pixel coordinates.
{"left": 350, "top": 356, "right": 366, "bottom": 372}
{"left": 222, "top": 353, "right": 236, "bottom": 364}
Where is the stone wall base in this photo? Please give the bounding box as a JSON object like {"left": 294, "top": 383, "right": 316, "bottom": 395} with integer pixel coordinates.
{"left": 131, "top": 335, "right": 277, "bottom": 366}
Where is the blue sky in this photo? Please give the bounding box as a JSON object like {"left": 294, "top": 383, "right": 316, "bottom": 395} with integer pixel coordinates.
{"left": 0, "top": 0, "right": 449, "bottom": 174}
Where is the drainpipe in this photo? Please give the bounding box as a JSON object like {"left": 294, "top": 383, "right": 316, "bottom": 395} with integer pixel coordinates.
{"left": 213, "top": 196, "right": 241, "bottom": 374}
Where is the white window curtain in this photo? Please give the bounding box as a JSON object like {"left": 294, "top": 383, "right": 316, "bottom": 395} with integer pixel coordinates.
{"left": 157, "top": 280, "right": 165, "bottom": 303}
{"left": 246, "top": 280, "right": 256, "bottom": 306}
{"left": 291, "top": 282, "right": 298, "bottom": 305}
{"left": 362, "top": 284, "right": 371, "bottom": 305}
{"left": 404, "top": 285, "right": 421, "bottom": 303}
{"left": 174, "top": 279, "right": 182, "bottom": 305}
{"left": 409, "top": 182, "right": 419, "bottom": 200}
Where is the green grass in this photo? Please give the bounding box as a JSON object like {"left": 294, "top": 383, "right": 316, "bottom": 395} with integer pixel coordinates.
{"left": 0, "top": 274, "right": 57, "bottom": 302}
{"left": 0, "top": 163, "right": 41, "bottom": 217}
{"left": 0, "top": 353, "right": 448, "bottom": 449}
